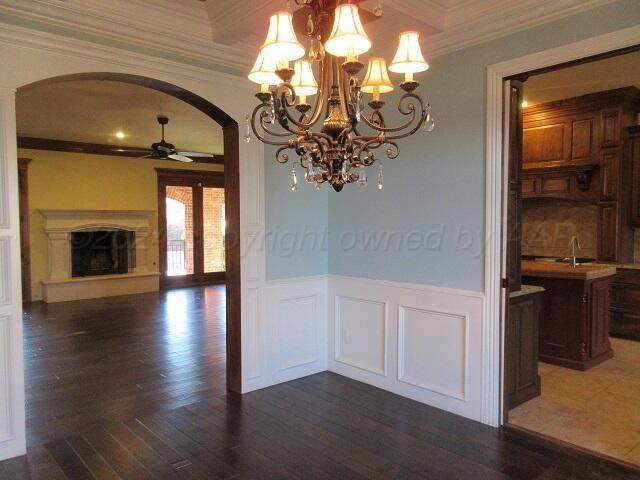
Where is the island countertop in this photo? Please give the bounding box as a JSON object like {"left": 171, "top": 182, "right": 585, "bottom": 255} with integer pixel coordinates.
{"left": 521, "top": 260, "right": 617, "bottom": 280}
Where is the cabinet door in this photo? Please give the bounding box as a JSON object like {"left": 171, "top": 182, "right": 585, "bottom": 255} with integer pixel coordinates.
{"left": 598, "top": 203, "right": 617, "bottom": 261}
{"left": 629, "top": 130, "right": 640, "bottom": 225}
{"left": 506, "top": 294, "right": 541, "bottom": 410}
{"left": 571, "top": 115, "right": 595, "bottom": 162}
{"left": 589, "top": 279, "right": 611, "bottom": 358}
{"left": 523, "top": 123, "right": 565, "bottom": 167}
{"left": 601, "top": 150, "right": 619, "bottom": 200}
{"left": 601, "top": 109, "right": 621, "bottom": 148}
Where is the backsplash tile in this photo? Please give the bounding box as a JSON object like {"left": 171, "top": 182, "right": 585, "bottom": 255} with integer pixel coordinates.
{"left": 522, "top": 202, "right": 598, "bottom": 259}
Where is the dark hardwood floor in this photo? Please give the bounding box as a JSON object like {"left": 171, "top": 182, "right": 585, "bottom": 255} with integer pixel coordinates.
{"left": 23, "top": 286, "right": 227, "bottom": 446}
{"left": 0, "top": 286, "right": 638, "bottom": 479}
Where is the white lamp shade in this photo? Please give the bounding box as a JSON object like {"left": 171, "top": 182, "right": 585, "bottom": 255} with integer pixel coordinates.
{"left": 248, "top": 53, "right": 281, "bottom": 85}
{"left": 260, "top": 12, "right": 305, "bottom": 64}
{"left": 389, "top": 31, "right": 429, "bottom": 74}
{"left": 361, "top": 57, "right": 394, "bottom": 94}
{"left": 324, "top": 4, "right": 371, "bottom": 57}
{"left": 291, "top": 60, "right": 318, "bottom": 97}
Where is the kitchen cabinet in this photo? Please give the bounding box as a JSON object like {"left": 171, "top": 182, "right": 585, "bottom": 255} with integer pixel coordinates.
{"left": 522, "top": 87, "right": 640, "bottom": 263}
{"left": 506, "top": 286, "right": 543, "bottom": 409}
{"left": 611, "top": 266, "right": 640, "bottom": 340}
{"left": 629, "top": 126, "right": 640, "bottom": 225}
{"left": 522, "top": 260, "right": 615, "bottom": 371}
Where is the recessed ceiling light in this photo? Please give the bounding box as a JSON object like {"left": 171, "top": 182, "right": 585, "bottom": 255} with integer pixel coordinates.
{"left": 115, "top": 131, "right": 125, "bottom": 139}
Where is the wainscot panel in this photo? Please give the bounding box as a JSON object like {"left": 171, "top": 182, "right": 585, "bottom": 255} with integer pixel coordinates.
{"left": 328, "top": 275, "right": 483, "bottom": 421}
{"left": 242, "top": 275, "right": 328, "bottom": 392}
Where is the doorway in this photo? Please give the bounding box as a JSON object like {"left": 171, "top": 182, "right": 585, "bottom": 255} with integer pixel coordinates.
{"left": 157, "top": 168, "right": 226, "bottom": 288}
{"left": 501, "top": 46, "right": 640, "bottom": 466}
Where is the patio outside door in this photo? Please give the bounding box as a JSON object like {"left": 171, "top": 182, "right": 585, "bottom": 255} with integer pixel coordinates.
{"left": 157, "top": 168, "right": 225, "bottom": 288}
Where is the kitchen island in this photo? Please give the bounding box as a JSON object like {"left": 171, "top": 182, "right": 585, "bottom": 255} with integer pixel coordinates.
{"left": 522, "top": 260, "right": 616, "bottom": 370}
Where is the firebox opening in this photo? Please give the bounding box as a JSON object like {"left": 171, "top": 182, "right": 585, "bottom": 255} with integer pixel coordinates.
{"left": 71, "top": 230, "right": 136, "bottom": 277}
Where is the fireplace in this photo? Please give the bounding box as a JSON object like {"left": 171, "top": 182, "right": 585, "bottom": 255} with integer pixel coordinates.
{"left": 40, "top": 209, "right": 159, "bottom": 303}
{"left": 71, "top": 230, "right": 136, "bottom": 277}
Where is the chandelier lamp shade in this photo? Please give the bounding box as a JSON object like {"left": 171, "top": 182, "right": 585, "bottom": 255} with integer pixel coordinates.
{"left": 247, "top": 0, "right": 435, "bottom": 192}
{"left": 324, "top": 3, "right": 372, "bottom": 59}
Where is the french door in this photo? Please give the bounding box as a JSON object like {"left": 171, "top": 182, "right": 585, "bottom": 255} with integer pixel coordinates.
{"left": 157, "top": 168, "right": 225, "bottom": 288}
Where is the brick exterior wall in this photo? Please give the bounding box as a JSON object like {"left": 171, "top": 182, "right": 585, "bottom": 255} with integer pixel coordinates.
{"left": 165, "top": 186, "right": 225, "bottom": 275}
{"left": 203, "top": 187, "right": 225, "bottom": 272}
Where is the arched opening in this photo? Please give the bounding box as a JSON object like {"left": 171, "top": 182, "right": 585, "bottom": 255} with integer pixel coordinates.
{"left": 15, "top": 72, "right": 241, "bottom": 417}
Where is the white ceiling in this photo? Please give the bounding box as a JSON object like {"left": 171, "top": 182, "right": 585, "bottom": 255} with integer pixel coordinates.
{"left": 0, "top": 0, "right": 616, "bottom": 72}
{"left": 524, "top": 50, "right": 640, "bottom": 106}
{"left": 16, "top": 80, "right": 224, "bottom": 154}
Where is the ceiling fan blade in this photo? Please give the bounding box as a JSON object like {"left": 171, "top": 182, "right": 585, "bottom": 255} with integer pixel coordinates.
{"left": 136, "top": 154, "right": 155, "bottom": 160}
{"left": 157, "top": 145, "right": 172, "bottom": 153}
{"left": 168, "top": 153, "right": 193, "bottom": 163}
{"left": 177, "top": 151, "right": 214, "bottom": 158}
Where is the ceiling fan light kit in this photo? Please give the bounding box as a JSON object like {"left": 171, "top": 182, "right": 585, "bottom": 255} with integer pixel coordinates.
{"left": 247, "top": 0, "right": 434, "bottom": 192}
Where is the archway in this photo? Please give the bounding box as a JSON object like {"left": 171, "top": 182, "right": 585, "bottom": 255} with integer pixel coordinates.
{"left": 17, "top": 72, "right": 242, "bottom": 393}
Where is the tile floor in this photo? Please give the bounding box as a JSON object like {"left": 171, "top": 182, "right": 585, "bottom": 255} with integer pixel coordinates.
{"left": 509, "top": 337, "right": 640, "bottom": 466}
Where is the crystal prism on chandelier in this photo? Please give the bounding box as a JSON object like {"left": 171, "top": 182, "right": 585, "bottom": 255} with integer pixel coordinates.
{"left": 247, "top": 0, "right": 434, "bottom": 192}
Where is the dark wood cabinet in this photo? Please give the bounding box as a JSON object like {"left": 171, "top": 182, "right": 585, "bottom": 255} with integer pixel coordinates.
{"left": 611, "top": 267, "right": 640, "bottom": 340}
{"left": 629, "top": 126, "right": 640, "bottom": 225}
{"left": 522, "top": 87, "right": 640, "bottom": 262}
{"left": 522, "top": 267, "right": 614, "bottom": 371}
{"left": 506, "top": 287, "right": 543, "bottom": 409}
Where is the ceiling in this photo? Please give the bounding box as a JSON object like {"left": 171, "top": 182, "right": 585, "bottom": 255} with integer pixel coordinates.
{"left": 524, "top": 50, "right": 640, "bottom": 106}
{"left": 0, "top": 0, "right": 615, "bottom": 72}
{"left": 16, "top": 80, "right": 224, "bottom": 154}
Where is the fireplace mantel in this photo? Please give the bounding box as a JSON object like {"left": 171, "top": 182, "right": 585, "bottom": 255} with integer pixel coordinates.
{"left": 39, "top": 209, "right": 159, "bottom": 302}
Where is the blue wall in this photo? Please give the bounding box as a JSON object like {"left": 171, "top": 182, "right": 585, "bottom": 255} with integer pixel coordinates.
{"left": 265, "top": 145, "right": 329, "bottom": 279}
{"left": 326, "top": 0, "right": 640, "bottom": 291}
{"left": 262, "top": 0, "right": 639, "bottom": 284}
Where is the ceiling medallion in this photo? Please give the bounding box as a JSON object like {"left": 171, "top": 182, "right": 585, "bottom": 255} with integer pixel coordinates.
{"left": 247, "top": 0, "right": 434, "bottom": 192}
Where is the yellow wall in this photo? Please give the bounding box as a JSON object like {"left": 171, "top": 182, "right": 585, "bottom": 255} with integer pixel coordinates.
{"left": 19, "top": 148, "right": 224, "bottom": 301}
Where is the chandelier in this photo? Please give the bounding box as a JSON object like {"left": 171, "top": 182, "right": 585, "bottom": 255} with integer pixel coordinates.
{"left": 246, "top": 0, "right": 434, "bottom": 192}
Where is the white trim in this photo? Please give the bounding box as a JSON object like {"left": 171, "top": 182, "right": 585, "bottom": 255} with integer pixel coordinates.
{"left": 329, "top": 274, "right": 484, "bottom": 421}
{"left": 483, "top": 25, "right": 640, "bottom": 427}
{"left": 0, "top": 19, "right": 266, "bottom": 460}
{"left": 328, "top": 274, "right": 484, "bottom": 299}
{"left": 398, "top": 306, "right": 469, "bottom": 401}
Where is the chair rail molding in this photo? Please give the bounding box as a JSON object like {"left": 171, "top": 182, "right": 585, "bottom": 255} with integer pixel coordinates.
{"left": 484, "top": 24, "right": 640, "bottom": 427}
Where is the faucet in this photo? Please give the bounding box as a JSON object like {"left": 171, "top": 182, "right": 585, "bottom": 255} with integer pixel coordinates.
{"left": 569, "top": 235, "right": 581, "bottom": 267}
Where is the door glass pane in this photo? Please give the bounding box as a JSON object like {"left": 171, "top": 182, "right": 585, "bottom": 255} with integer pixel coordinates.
{"left": 203, "top": 187, "right": 225, "bottom": 273}
{"left": 165, "top": 186, "right": 194, "bottom": 276}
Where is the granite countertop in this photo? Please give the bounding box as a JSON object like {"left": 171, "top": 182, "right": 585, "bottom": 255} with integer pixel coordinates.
{"left": 521, "top": 260, "right": 617, "bottom": 280}
{"left": 509, "top": 284, "right": 545, "bottom": 298}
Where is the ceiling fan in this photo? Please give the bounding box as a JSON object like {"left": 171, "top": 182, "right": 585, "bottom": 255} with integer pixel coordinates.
{"left": 142, "top": 115, "right": 214, "bottom": 163}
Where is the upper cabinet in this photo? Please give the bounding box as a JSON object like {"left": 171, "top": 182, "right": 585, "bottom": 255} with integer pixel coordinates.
{"left": 521, "top": 87, "right": 640, "bottom": 262}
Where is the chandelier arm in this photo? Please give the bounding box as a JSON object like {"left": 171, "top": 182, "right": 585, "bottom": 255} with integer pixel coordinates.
{"left": 277, "top": 83, "right": 327, "bottom": 132}
{"left": 304, "top": 56, "right": 329, "bottom": 127}
{"left": 250, "top": 106, "right": 291, "bottom": 146}
{"left": 359, "top": 93, "right": 425, "bottom": 134}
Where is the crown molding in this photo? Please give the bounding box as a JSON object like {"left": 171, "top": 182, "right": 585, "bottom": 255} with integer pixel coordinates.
{"left": 0, "top": 0, "right": 621, "bottom": 74}
{"left": 424, "top": 0, "right": 619, "bottom": 58}
{"left": 0, "top": 0, "right": 255, "bottom": 73}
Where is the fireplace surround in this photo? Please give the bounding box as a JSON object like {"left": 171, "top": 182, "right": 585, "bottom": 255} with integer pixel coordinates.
{"left": 39, "top": 209, "right": 160, "bottom": 302}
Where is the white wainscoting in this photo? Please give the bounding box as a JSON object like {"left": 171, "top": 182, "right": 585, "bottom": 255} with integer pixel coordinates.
{"left": 242, "top": 275, "right": 328, "bottom": 392}
{"left": 329, "top": 275, "right": 484, "bottom": 421}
